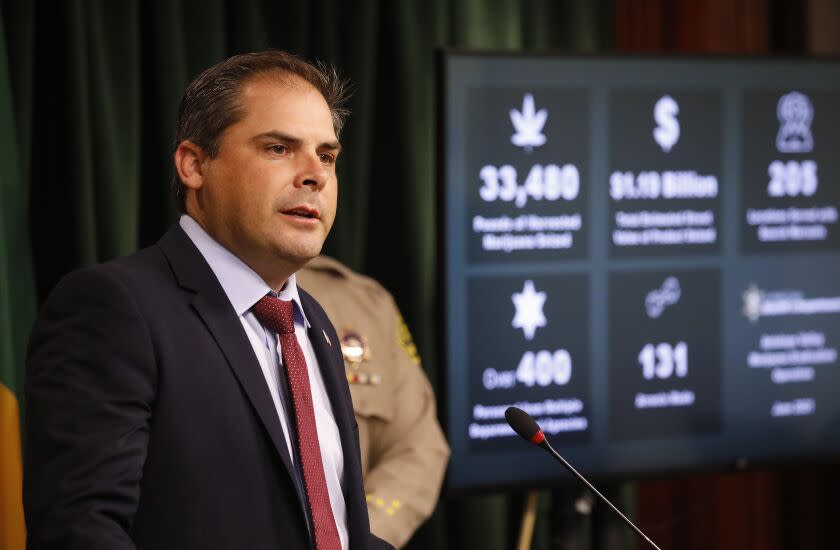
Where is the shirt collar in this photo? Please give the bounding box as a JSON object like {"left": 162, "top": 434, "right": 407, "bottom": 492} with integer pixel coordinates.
{"left": 179, "top": 215, "right": 310, "bottom": 327}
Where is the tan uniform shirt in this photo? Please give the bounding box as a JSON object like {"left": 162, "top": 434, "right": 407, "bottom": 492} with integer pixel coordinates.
{"left": 298, "top": 256, "right": 450, "bottom": 549}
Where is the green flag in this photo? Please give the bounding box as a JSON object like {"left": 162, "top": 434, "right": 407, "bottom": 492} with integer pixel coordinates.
{"left": 0, "top": 9, "right": 34, "bottom": 548}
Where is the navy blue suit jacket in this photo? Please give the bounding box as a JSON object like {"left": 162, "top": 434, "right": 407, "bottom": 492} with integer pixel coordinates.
{"left": 24, "top": 225, "right": 392, "bottom": 550}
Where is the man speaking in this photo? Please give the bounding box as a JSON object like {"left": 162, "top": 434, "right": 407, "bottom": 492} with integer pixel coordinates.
{"left": 24, "top": 51, "right": 392, "bottom": 550}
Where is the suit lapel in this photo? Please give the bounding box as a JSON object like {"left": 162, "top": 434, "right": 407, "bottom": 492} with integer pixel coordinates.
{"left": 300, "top": 289, "right": 368, "bottom": 550}
{"left": 157, "top": 226, "right": 299, "bottom": 488}
{"left": 160, "top": 225, "right": 368, "bottom": 548}
{"left": 190, "top": 294, "right": 297, "bottom": 475}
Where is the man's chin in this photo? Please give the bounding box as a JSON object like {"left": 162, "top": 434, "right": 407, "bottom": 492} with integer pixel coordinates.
{"left": 274, "top": 242, "right": 325, "bottom": 267}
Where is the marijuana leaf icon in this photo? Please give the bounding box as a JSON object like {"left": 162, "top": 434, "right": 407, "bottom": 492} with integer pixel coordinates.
{"left": 510, "top": 93, "right": 547, "bottom": 152}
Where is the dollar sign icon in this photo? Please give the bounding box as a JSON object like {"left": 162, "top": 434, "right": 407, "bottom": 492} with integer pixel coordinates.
{"left": 653, "top": 95, "right": 680, "bottom": 153}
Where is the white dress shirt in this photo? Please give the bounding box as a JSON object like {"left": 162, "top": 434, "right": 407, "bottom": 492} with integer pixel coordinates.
{"left": 180, "top": 215, "right": 348, "bottom": 550}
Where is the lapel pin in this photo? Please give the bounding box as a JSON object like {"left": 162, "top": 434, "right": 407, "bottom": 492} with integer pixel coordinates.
{"left": 323, "top": 330, "right": 332, "bottom": 347}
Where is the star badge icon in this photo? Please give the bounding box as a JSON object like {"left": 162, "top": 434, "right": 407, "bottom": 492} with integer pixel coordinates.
{"left": 512, "top": 280, "right": 547, "bottom": 340}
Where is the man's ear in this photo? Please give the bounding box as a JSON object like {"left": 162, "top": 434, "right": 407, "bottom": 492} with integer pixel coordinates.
{"left": 174, "top": 140, "right": 207, "bottom": 191}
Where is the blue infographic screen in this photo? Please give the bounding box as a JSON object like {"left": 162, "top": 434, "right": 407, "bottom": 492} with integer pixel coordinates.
{"left": 441, "top": 54, "right": 840, "bottom": 491}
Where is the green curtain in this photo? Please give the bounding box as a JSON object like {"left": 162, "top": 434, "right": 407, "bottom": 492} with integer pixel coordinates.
{"left": 0, "top": 1, "right": 34, "bottom": 548}
{"left": 2, "top": 1, "right": 620, "bottom": 549}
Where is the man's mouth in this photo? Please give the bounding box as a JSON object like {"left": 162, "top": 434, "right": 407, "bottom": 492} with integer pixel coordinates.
{"left": 282, "top": 206, "right": 320, "bottom": 220}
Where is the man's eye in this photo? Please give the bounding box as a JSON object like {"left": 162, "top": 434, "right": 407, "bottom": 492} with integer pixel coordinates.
{"left": 268, "top": 144, "right": 288, "bottom": 155}
{"left": 319, "top": 153, "right": 336, "bottom": 165}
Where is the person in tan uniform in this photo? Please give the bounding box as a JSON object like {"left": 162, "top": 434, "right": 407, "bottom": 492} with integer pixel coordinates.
{"left": 297, "top": 255, "right": 450, "bottom": 549}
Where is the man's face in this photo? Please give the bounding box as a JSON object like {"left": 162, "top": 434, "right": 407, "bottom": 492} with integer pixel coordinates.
{"left": 192, "top": 75, "right": 340, "bottom": 282}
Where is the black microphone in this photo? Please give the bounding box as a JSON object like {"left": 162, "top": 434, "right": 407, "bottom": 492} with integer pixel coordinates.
{"left": 505, "top": 406, "right": 662, "bottom": 550}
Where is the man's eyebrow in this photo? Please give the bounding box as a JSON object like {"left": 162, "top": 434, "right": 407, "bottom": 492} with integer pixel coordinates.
{"left": 323, "top": 140, "right": 342, "bottom": 154}
{"left": 253, "top": 131, "right": 341, "bottom": 153}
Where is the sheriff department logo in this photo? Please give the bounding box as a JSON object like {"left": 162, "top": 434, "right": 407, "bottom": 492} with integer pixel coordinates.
{"left": 396, "top": 313, "right": 421, "bottom": 366}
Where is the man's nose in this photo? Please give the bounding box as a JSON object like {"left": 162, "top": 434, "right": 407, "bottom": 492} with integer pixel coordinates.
{"left": 295, "top": 152, "right": 328, "bottom": 190}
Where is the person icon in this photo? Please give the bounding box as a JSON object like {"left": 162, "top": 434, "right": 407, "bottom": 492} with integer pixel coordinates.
{"left": 776, "top": 91, "right": 814, "bottom": 153}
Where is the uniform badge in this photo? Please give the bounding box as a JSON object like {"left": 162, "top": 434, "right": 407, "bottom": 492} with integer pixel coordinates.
{"left": 341, "top": 329, "right": 381, "bottom": 385}
{"left": 340, "top": 330, "right": 370, "bottom": 364}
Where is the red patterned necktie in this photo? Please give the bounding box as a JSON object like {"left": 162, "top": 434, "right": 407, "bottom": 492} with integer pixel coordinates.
{"left": 251, "top": 295, "right": 342, "bottom": 550}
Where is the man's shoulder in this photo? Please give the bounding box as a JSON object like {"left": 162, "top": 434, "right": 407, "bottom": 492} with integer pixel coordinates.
{"left": 44, "top": 237, "right": 180, "bottom": 311}
{"left": 76, "top": 243, "right": 168, "bottom": 287}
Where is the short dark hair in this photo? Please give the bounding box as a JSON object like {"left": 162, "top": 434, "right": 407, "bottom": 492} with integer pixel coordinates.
{"left": 171, "top": 50, "right": 351, "bottom": 213}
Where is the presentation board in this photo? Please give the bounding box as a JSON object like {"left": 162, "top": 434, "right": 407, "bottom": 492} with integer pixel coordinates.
{"left": 440, "top": 53, "right": 840, "bottom": 491}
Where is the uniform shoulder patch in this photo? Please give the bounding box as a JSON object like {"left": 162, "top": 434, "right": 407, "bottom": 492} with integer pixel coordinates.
{"left": 396, "top": 312, "right": 421, "bottom": 366}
